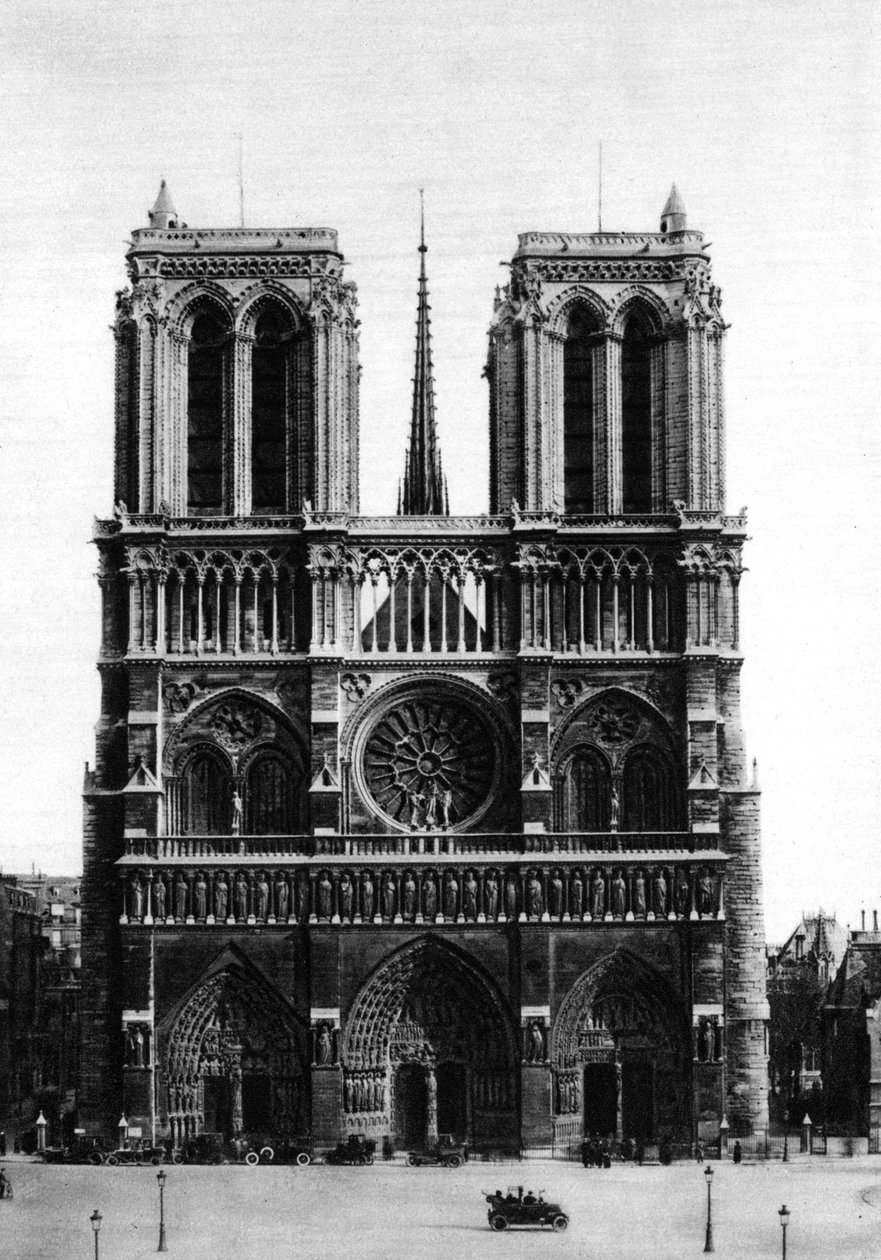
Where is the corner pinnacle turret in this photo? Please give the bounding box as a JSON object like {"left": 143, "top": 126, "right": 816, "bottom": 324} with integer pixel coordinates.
{"left": 660, "top": 183, "right": 687, "bottom": 234}
{"left": 398, "top": 194, "right": 449, "bottom": 516}
{"left": 148, "top": 180, "right": 179, "bottom": 230}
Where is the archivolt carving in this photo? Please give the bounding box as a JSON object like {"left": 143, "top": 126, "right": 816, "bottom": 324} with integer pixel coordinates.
{"left": 343, "top": 937, "right": 517, "bottom": 1073}
{"left": 163, "top": 687, "right": 298, "bottom": 776}
{"left": 551, "top": 687, "right": 676, "bottom": 770}
{"left": 545, "top": 285, "right": 611, "bottom": 335}
{"left": 165, "top": 282, "right": 236, "bottom": 336}
{"left": 235, "top": 283, "right": 306, "bottom": 335}
{"left": 609, "top": 285, "right": 672, "bottom": 335}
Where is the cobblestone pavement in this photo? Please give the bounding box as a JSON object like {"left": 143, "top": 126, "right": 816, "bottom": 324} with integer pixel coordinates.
{"left": 0, "top": 1156, "right": 878, "bottom": 1259}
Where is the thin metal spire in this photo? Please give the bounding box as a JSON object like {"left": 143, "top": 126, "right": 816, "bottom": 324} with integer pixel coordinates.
{"left": 399, "top": 190, "right": 449, "bottom": 515}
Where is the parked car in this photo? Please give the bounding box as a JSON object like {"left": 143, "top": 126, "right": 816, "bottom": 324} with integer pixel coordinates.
{"left": 324, "top": 1135, "right": 376, "bottom": 1165}
{"left": 484, "top": 1186, "right": 569, "bottom": 1232}
{"left": 42, "top": 1138, "right": 107, "bottom": 1166}
{"left": 105, "top": 1142, "right": 165, "bottom": 1167}
{"left": 239, "top": 1137, "right": 313, "bottom": 1167}
{"left": 407, "top": 1133, "right": 467, "bottom": 1168}
{"left": 181, "top": 1133, "right": 225, "bottom": 1165}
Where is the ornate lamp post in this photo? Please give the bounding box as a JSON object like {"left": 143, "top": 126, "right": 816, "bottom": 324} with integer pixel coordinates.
{"left": 778, "top": 1204, "right": 790, "bottom": 1259}
{"left": 157, "top": 1169, "right": 168, "bottom": 1252}
{"left": 90, "top": 1209, "right": 103, "bottom": 1260}
{"left": 703, "top": 1164, "right": 715, "bottom": 1253}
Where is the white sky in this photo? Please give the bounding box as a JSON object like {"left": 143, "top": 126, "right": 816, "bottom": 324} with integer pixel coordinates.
{"left": 1, "top": 0, "right": 879, "bottom": 940}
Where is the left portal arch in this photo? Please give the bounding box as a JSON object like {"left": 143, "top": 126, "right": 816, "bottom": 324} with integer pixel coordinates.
{"left": 161, "top": 953, "right": 308, "bottom": 1148}
{"left": 343, "top": 938, "right": 519, "bottom": 1153}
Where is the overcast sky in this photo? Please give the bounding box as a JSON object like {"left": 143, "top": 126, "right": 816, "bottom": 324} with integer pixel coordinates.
{"left": 1, "top": 0, "right": 879, "bottom": 940}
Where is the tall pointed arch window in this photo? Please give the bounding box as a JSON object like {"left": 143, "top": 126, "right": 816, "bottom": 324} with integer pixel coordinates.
{"left": 621, "top": 313, "right": 653, "bottom": 513}
{"left": 244, "top": 751, "right": 297, "bottom": 834}
{"left": 557, "top": 747, "right": 611, "bottom": 831}
{"left": 251, "top": 311, "right": 288, "bottom": 512}
{"left": 563, "top": 308, "right": 597, "bottom": 514}
{"left": 182, "top": 749, "right": 231, "bottom": 834}
{"left": 187, "top": 313, "right": 228, "bottom": 512}
{"left": 621, "top": 746, "right": 676, "bottom": 831}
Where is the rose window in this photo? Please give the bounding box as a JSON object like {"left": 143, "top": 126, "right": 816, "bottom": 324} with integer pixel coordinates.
{"left": 362, "top": 697, "right": 495, "bottom": 829}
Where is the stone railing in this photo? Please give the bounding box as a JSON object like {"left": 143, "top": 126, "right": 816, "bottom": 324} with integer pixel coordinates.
{"left": 118, "top": 853, "right": 726, "bottom": 927}
{"left": 124, "top": 830, "right": 711, "bottom": 860}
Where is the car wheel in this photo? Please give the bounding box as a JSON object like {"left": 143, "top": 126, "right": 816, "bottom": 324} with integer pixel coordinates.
{"left": 296, "top": 1152, "right": 311, "bottom": 1167}
{"left": 552, "top": 1215, "right": 569, "bottom": 1233}
{"left": 150, "top": 1155, "right": 161, "bottom": 1166}
{"left": 245, "top": 1151, "right": 260, "bottom": 1167}
{"left": 446, "top": 1154, "right": 463, "bottom": 1169}
{"left": 172, "top": 1152, "right": 184, "bottom": 1165}
{"left": 260, "top": 1146, "right": 275, "bottom": 1163}
{"left": 365, "top": 1154, "right": 374, "bottom": 1165}
{"left": 88, "top": 1152, "right": 103, "bottom": 1166}
{"left": 106, "top": 1154, "right": 119, "bottom": 1167}
{"left": 490, "top": 1215, "right": 508, "bottom": 1231}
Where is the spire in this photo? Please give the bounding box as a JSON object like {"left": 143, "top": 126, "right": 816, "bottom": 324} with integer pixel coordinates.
{"left": 399, "top": 192, "right": 449, "bottom": 516}
{"left": 660, "top": 183, "right": 687, "bottom": 233}
{"left": 148, "top": 180, "right": 178, "bottom": 230}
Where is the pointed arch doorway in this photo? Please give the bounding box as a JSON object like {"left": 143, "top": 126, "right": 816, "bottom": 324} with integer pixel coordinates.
{"left": 344, "top": 938, "right": 518, "bottom": 1152}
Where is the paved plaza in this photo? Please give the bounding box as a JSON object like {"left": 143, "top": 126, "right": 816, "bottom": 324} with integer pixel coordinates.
{"left": 0, "top": 1156, "right": 878, "bottom": 1259}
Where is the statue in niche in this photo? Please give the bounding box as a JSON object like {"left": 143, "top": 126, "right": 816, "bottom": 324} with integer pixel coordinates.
{"left": 610, "top": 783, "right": 620, "bottom": 831}
{"left": 441, "top": 788, "right": 454, "bottom": 829}
{"left": 444, "top": 872, "right": 458, "bottom": 919}
{"left": 214, "top": 873, "right": 228, "bottom": 920}
{"left": 713, "top": 1021, "right": 723, "bottom": 1061}
{"left": 194, "top": 873, "right": 208, "bottom": 919}
{"left": 231, "top": 789, "right": 243, "bottom": 837}
{"left": 318, "top": 873, "right": 333, "bottom": 920}
{"left": 127, "top": 1025, "right": 144, "bottom": 1067}
{"left": 408, "top": 790, "right": 426, "bottom": 830}
{"left": 423, "top": 873, "right": 437, "bottom": 919}
{"left": 275, "top": 874, "right": 289, "bottom": 920}
{"left": 296, "top": 875, "right": 309, "bottom": 921}
{"left": 698, "top": 870, "right": 714, "bottom": 916}
{"left": 174, "top": 873, "right": 188, "bottom": 920}
{"left": 505, "top": 874, "right": 518, "bottom": 918}
{"left": 425, "top": 783, "right": 439, "bottom": 828}
{"left": 403, "top": 873, "right": 417, "bottom": 919}
{"left": 591, "top": 869, "right": 606, "bottom": 918}
{"left": 549, "top": 871, "right": 564, "bottom": 918}
{"left": 570, "top": 869, "right": 584, "bottom": 918}
{"left": 633, "top": 869, "right": 646, "bottom": 917}
{"left": 316, "top": 1025, "right": 333, "bottom": 1066}
{"left": 382, "top": 873, "right": 396, "bottom": 920}
{"left": 697, "top": 1018, "right": 711, "bottom": 1063}
{"left": 362, "top": 871, "right": 375, "bottom": 920}
{"left": 653, "top": 869, "right": 667, "bottom": 917}
{"left": 526, "top": 1022, "right": 544, "bottom": 1063}
{"left": 235, "top": 873, "right": 249, "bottom": 920}
{"left": 344, "top": 1075, "right": 354, "bottom": 1113}
{"left": 154, "top": 875, "right": 166, "bottom": 920}
{"left": 255, "top": 875, "right": 270, "bottom": 920}
{"left": 129, "top": 875, "right": 143, "bottom": 919}
{"left": 464, "top": 872, "right": 478, "bottom": 920}
{"left": 526, "top": 872, "right": 542, "bottom": 919}
{"left": 339, "top": 872, "right": 354, "bottom": 921}
{"left": 484, "top": 870, "right": 499, "bottom": 919}
{"left": 675, "top": 871, "right": 690, "bottom": 916}
{"left": 611, "top": 870, "right": 626, "bottom": 917}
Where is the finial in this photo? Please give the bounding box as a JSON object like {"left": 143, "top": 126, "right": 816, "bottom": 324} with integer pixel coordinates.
{"left": 148, "top": 179, "right": 178, "bottom": 230}
{"left": 419, "top": 187, "right": 427, "bottom": 255}
{"left": 660, "top": 183, "right": 687, "bottom": 234}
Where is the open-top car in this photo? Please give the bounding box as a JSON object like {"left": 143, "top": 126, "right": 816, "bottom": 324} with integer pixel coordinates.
{"left": 407, "top": 1133, "right": 467, "bottom": 1168}
{"left": 105, "top": 1142, "right": 165, "bottom": 1166}
{"left": 325, "top": 1134, "right": 376, "bottom": 1165}
{"left": 485, "top": 1186, "right": 569, "bottom": 1232}
{"left": 42, "top": 1137, "right": 107, "bottom": 1166}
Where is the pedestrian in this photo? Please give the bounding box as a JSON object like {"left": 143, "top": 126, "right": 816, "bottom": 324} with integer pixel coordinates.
{"left": 695, "top": 1140, "right": 704, "bottom": 1162}
{"left": 732, "top": 1139, "right": 743, "bottom": 1165}
{"left": 0, "top": 1168, "right": 11, "bottom": 1200}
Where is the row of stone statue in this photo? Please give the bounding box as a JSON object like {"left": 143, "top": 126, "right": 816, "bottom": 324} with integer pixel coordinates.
{"left": 123, "top": 863, "right": 722, "bottom": 924}
{"left": 556, "top": 1071, "right": 581, "bottom": 1115}
{"left": 344, "top": 1072, "right": 387, "bottom": 1114}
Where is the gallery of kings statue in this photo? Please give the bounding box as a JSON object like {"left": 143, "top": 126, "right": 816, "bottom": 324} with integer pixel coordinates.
{"left": 79, "top": 181, "right": 770, "bottom": 1156}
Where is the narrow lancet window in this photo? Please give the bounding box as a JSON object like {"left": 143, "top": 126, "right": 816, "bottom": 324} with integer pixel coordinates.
{"left": 252, "top": 311, "right": 287, "bottom": 512}
{"left": 563, "top": 308, "right": 596, "bottom": 513}
{"left": 621, "top": 316, "right": 653, "bottom": 513}
{"left": 187, "top": 313, "right": 226, "bottom": 511}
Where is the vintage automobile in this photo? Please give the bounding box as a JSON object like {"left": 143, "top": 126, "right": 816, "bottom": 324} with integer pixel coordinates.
{"left": 406, "top": 1133, "right": 467, "bottom": 1168}
{"left": 324, "top": 1134, "right": 376, "bottom": 1166}
{"left": 484, "top": 1186, "right": 569, "bottom": 1232}
{"left": 180, "top": 1133, "right": 225, "bottom": 1165}
{"left": 105, "top": 1142, "right": 165, "bottom": 1166}
{"left": 42, "top": 1138, "right": 107, "bottom": 1166}
{"left": 241, "top": 1137, "right": 313, "bottom": 1167}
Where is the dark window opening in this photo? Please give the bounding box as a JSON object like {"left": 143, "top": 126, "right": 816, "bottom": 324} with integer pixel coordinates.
{"left": 559, "top": 748, "right": 611, "bottom": 831}
{"left": 187, "top": 314, "right": 226, "bottom": 511}
{"left": 621, "top": 746, "right": 676, "bottom": 831}
{"left": 252, "top": 312, "right": 288, "bottom": 512}
{"left": 183, "top": 751, "right": 231, "bottom": 834}
{"left": 245, "top": 753, "right": 296, "bottom": 835}
{"left": 563, "top": 309, "right": 596, "bottom": 513}
{"left": 621, "top": 317, "right": 653, "bottom": 513}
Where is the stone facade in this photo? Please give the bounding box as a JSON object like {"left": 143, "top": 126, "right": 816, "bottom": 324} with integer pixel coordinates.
{"left": 79, "top": 183, "right": 769, "bottom": 1154}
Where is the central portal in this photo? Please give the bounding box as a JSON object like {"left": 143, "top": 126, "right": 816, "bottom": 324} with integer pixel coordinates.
{"left": 583, "top": 1063, "right": 617, "bottom": 1135}
{"left": 394, "top": 1064, "right": 428, "bottom": 1147}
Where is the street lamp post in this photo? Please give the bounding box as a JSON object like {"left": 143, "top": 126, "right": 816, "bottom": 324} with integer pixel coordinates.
{"left": 703, "top": 1165, "right": 715, "bottom": 1253}
{"left": 778, "top": 1204, "right": 790, "bottom": 1259}
{"left": 90, "top": 1209, "right": 103, "bottom": 1260}
{"left": 157, "top": 1169, "right": 168, "bottom": 1252}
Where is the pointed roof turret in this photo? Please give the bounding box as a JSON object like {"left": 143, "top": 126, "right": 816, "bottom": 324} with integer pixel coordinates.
{"left": 660, "top": 183, "right": 687, "bottom": 234}
{"left": 398, "top": 193, "right": 449, "bottom": 516}
{"left": 148, "top": 180, "right": 179, "bottom": 230}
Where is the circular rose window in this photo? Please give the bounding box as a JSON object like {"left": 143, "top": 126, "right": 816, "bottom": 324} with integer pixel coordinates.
{"left": 361, "top": 695, "right": 496, "bottom": 830}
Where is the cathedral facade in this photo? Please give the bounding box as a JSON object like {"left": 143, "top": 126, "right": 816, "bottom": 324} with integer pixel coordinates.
{"left": 79, "top": 182, "right": 769, "bottom": 1155}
